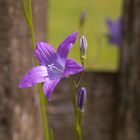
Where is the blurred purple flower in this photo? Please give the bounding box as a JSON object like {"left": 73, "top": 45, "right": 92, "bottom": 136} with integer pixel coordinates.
{"left": 105, "top": 18, "right": 122, "bottom": 46}
{"left": 19, "top": 32, "right": 84, "bottom": 100}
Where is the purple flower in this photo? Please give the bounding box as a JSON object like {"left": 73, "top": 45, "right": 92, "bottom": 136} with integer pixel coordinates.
{"left": 77, "top": 87, "right": 87, "bottom": 112}
{"left": 105, "top": 18, "right": 122, "bottom": 46}
{"left": 19, "top": 32, "right": 84, "bottom": 100}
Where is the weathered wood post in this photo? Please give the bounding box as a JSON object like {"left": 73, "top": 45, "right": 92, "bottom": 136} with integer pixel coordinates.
{"left": 117, "top": 0, "right": 140, "bottom": 140}
{"left": 0, "top": 0, "right": 47, "bottom": 139}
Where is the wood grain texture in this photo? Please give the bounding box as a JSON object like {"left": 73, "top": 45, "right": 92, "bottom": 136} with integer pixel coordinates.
{"left": 47, "top": 72, "right": 118, "bottom": 140}
{"left": 0, "top": 0, "right": 47, "bottom": 139}
{"left": 117, "top": 0, "right": 140, "bottom": 140}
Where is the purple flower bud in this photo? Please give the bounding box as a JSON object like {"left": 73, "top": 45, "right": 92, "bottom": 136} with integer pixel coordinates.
{"left": 80, "top": 36, "right": 88, "bottom": 60}
{"left": 77, "top": 87, "right": 87, "bottom": 112}
{"left": 79, "top": 11, "right": 87, "bottom": 28}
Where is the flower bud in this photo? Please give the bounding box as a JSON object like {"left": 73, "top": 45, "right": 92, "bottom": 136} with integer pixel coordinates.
{"left": 80, "top": 36, "right": 88, "bottom": 60}
{"left": 77, "top": 87, "right": 87, "bottom": 112}
{"left": 79, "top": 11, "right": 87, "bottom": 28}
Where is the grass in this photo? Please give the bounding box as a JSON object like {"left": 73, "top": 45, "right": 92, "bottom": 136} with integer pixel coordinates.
{"left": 48, "top": 0, "right": 122, "bottom": 71}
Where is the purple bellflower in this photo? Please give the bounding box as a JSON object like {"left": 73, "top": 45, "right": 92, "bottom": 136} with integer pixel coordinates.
{"left": 105, "top": 18, "right": 122, "bottom": 46}
{"left": 19, "top": 32, "right": 84, "bottom": 100}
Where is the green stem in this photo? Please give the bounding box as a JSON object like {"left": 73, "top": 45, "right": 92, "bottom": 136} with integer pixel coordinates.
{"left": 27, "top": 0, "right": 36, "bottom": 50}
{"left": 39, "top": 84, "right": 50, "bottom": 140}
{"left": 30, "top": 25, "right": 36, "bottom": 50}
{"left": 21, "top": 0, "right": 32, "bottom": 27}
{"left": 73, "top": 96, "right": 83, "bottom": 140}
{"left": 69, "top": 78, "right": 83, "bottom": 140}
{"left": 76, "top": 114, "right": 82, "bottom": 140}
{"left": 21, "top": 0, "right": 50, "bottom": 139}
{"left": 75, "top": 71, "right": 84, "bottom": 88}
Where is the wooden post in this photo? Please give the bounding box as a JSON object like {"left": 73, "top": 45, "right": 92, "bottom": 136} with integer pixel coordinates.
{"left": 0, "top": 0, "right": 47, "bottom": 139}
{"left": 117, "top": 0, "right": 140, "bottom": 139}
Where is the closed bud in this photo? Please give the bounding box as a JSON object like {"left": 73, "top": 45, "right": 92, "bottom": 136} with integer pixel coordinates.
{"left": 80, "top": 36, "right": 88, "bottom": 61}
{"left": 77, "top": 87, "right": 87, "bottom": 112}
{"left": 79, "top": 11, "right": 87, "bottom": 28}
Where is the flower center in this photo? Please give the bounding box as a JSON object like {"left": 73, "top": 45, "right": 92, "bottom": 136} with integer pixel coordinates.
{"left": 48, "top": 64, "right": 63, "bottom": 73}
{"left": 47, "top": 63, "right": 64, "bottom": 80}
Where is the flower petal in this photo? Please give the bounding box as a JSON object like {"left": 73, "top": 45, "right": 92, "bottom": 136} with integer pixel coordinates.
{"left": 105, "top": 18, "right": 122, "bottom": 46}
{"left": 116, "top": 18, "right": 123, "bottom": 29}
{"left": 63, "top": 59, "right": 84, "bottom": 77}
{"left": 105, "top": 19, "right": 113, "bottom": 28}
{"left": 43, "top": 79, "right": 60, "bottom": 100}
{"left": 57, "top": 32, "right": 78, "bottom": 60}
{"left": 34, "top": 42, "right": 57, "bottom": 65}
{"left": 19, "top": 66, "right": 48, "bottom": 88}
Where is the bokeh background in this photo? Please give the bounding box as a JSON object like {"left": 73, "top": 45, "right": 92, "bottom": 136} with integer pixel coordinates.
{"left": 1, "top": 0, "right": 140, "bottom": 140}
{"left": 48, "top": 0, "right": 122, "bottom": 71}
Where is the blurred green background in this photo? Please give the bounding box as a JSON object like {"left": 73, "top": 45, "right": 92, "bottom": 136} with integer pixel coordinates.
{"left": 48, "top": 0, "right": 122, "bottom": 71}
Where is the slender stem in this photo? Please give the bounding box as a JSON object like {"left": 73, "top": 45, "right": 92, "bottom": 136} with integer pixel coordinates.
{"left": 21, "top": 1, "right": 50, "bottom": 139}
{"left": 27, "top": 0, "right": 36, "bottom": 50}
{"left": 39, "top": 84, "right": 50, "bottom": 140}
{"left": 73, "top": 62, "right": 85, "bottom": 140}
{"left": 49, "top": 129, "right": 54, "bottom": 140}
{"left": 76, "top": 119, "right": 82, "bottom": 140}
{"left": 68, "top": 20, "right": 86, "bottom": 140}
{"left": 73, "top": 97, "right": 83, "bottom": 140}
{"left": 30, "top": 25, "right": 36, "bottom": 50}
{"left": 21, "top": 0, "right": 32, "bottom": 27}
{"left": 75, "top": 57, "right": 85, "bottom": 88}
{"left": 75, "top": 71, "right": 84, "bottom": 88}
{"left": 69, "top": 78, "right": 83, "bottom": 140}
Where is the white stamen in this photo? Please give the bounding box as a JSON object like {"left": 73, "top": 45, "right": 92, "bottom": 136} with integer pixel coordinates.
{"left": 48, "top": 63, "right": 64, "bottom": 73}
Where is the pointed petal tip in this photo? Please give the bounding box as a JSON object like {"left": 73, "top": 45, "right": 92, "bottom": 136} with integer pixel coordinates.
{"left": 73, "top": 32, "right": 78, "bottom": 36}
{"left": 18, "top": 81, "right": 31, "bottom": 88}
{"left": 57, "top": 32, "right": 79, "bottom": 60}
{"left": 18, "top": 83, "right": 22, "bottom": 88}
{"left": 47, "top": 97, "right": 52, "bottom": 101}
{"left": 72, "top": 32, "right": 78, "bottom": 40}
{"left": 43, "top": 79, "right": 60, "bottom": 101}
{"left": 18, "top": 80, "right": 26, "bottom": 88}
{"left": 78, "top": 67, "right": 84, "bottom": 74}
{"left": 44, "top": 92, "right": 52, "bottom": 101}
{"left": 44, "top": 92, "right": 51, "bottom": 101}
{"left": 81, "top": 66, "right": 85, "bottom": 71}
